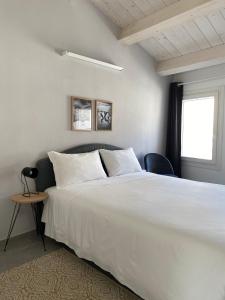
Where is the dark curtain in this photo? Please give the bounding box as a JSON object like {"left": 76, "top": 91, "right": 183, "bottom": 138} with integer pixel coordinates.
{"left": 166, "top": 82, "right": 183, "bottom": 178}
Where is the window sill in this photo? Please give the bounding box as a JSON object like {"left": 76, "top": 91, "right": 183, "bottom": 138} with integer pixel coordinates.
{"left": 181, "top": 157, "right": 221, "bottom": 171}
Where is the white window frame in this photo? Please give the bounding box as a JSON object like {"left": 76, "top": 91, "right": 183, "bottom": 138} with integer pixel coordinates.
{"left": 181, "top": 88, "right": 221, "bottom": 170}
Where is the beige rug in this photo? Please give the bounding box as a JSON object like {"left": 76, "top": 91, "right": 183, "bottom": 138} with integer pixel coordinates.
{"left": 0, "top": 248, "right": 141, "bottom": 300}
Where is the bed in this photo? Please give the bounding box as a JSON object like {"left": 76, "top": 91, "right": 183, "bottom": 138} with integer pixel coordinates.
{"left": 36, "top": 143, "right": 225, "bottom": 300}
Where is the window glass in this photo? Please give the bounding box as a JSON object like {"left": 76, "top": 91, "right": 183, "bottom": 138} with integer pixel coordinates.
{"left": 181, "top": 96, "right": 215, "bottom": 160}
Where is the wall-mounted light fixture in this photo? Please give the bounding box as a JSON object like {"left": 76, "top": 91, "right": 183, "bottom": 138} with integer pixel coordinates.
{"left": 61, "top": 50, "right": 124, "bottom": 71}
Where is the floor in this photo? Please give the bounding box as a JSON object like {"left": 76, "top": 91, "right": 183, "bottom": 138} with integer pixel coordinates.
{"left": 0, "top": 230, "right": 142, "bottom": 299}
{"left": 0, "top": 231, "right": 62, "bottom": 273}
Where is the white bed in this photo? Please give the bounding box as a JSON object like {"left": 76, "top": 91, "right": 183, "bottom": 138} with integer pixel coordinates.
{"left": 42, "top": 171, "right": 225, "bottom": 300}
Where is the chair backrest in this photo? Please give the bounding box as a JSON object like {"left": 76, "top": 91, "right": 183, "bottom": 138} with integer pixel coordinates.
{"left": 144, "top": 153, "right": 174, "bottom": 175}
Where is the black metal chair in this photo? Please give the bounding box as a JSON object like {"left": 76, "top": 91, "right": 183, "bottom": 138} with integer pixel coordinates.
{"left": 144, "top": 153, "right": 176, "bottom": 177}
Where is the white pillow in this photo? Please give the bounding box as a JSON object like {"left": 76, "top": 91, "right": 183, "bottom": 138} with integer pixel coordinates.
{"left": 99, "top": 148, "right": 142, "bottom": 177}
{"left": 48, "top": 150, "right": 107, "bottom": 188}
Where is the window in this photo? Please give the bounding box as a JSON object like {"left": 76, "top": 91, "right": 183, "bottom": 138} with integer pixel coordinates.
{"left": 181, "top": 92, "right": 218, "bottom": 163}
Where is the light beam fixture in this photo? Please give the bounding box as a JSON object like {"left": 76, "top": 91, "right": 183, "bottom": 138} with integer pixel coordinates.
{"left": 61, "top": 50, "right": 124, "bottom": 71}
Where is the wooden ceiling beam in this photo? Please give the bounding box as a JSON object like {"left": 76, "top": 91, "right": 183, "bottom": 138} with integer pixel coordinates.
{"left": 157, "top": 44, "right": 225, "bottom": 75}
{"left": 119, "top": 0, "right": 225, "bottom": 45}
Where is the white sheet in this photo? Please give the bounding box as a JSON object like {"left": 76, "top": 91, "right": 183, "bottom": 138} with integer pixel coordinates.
{"left": 42, "top": 172, "right": 225, "bottom": 300}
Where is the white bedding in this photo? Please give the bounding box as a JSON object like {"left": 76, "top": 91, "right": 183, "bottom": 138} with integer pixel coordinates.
{"left": 42, "top": 172, "right": 225, "bottom": 300}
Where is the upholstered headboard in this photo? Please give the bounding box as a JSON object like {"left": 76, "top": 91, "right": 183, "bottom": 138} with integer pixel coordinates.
{"left": 35, "top": 143, "right": 122, "bottom": 192}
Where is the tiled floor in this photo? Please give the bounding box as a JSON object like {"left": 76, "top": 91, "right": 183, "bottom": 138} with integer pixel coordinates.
{"left": 0, "top": 231, "right": 61, "bottom": 273}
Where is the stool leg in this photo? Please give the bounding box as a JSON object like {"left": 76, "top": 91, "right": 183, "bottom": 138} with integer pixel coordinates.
{"left": 31, "top": 203, "right": 46, "bottom": 251}
{"left": 30, "top": 204, "right": 38, "bottom": 235}
{"left": 4, "top": 203, "right": 21, "bottom": 251}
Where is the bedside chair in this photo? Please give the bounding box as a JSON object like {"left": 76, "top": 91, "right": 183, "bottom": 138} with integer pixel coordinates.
{"left": 144, "top": 153, "right": 176, "bottom": 177}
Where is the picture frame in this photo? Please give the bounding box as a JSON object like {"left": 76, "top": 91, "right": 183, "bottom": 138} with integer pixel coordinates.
{"left": 71, "top": 97, "right": 94, "bottom": 131}
{"left": 95, "top": 100, "right": 113, "bottom": 131}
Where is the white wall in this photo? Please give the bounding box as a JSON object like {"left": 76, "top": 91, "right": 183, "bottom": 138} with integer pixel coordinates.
{"left": 174, "top": 64, "right": 225, "bottom": 185}
{"left": 0, "top": 0, "right": 170, "bottom": 241}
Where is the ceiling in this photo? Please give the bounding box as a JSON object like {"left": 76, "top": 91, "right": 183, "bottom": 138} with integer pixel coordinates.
{"left": 91, "top": 0, "right": 225, "bottom": 75}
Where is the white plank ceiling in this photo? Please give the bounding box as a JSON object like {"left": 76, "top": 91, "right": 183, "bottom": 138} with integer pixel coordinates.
{"left": 92, "top": 0, "right": 179, "bottom": 28}
{"left": 91, "top": 0, "right": 225, "bottom": 74}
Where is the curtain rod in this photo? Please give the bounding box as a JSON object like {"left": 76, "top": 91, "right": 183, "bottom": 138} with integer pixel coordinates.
{"left": 177, "top": 74, "right": 225, "bottom": 86}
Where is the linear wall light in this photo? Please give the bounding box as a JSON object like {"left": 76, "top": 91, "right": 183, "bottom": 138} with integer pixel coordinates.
{"left": 61, "top": 50, "right": 124, "bottom": 71}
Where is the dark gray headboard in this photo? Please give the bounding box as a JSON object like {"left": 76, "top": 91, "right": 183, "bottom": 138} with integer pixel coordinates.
{"left": 35, "top": 143, "right": 122, "bottom": 192}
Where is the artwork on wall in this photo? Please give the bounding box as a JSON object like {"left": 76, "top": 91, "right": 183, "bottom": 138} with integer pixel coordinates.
{"left": 95, "top": 100, "right": 113, "bottom": 131}
{"left": 71, "top": 97, "right": 93, "bottom": 131}
{"left": 71, "top": 97, "right": 113, "bottom": 131}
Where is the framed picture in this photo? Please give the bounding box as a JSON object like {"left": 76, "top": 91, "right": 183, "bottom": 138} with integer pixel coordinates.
{"left": 95, "top": 100, "right": 113, "bottom": 131}
{"left": 71, "top": 97, "right": 93, "bottom": 131}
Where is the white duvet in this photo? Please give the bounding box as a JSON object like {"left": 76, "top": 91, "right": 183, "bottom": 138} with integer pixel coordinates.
{"left": 42, "top": 172, "right": 225, "bottom": 300}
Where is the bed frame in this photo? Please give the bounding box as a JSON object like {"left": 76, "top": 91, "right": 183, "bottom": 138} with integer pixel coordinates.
{"left": 35, "top": 143, "right": 122, "bottom": 192}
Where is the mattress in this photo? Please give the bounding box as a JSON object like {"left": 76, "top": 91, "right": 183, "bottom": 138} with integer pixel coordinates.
{"left": 42, "top": 172, "right": 225, "bottom": 300}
